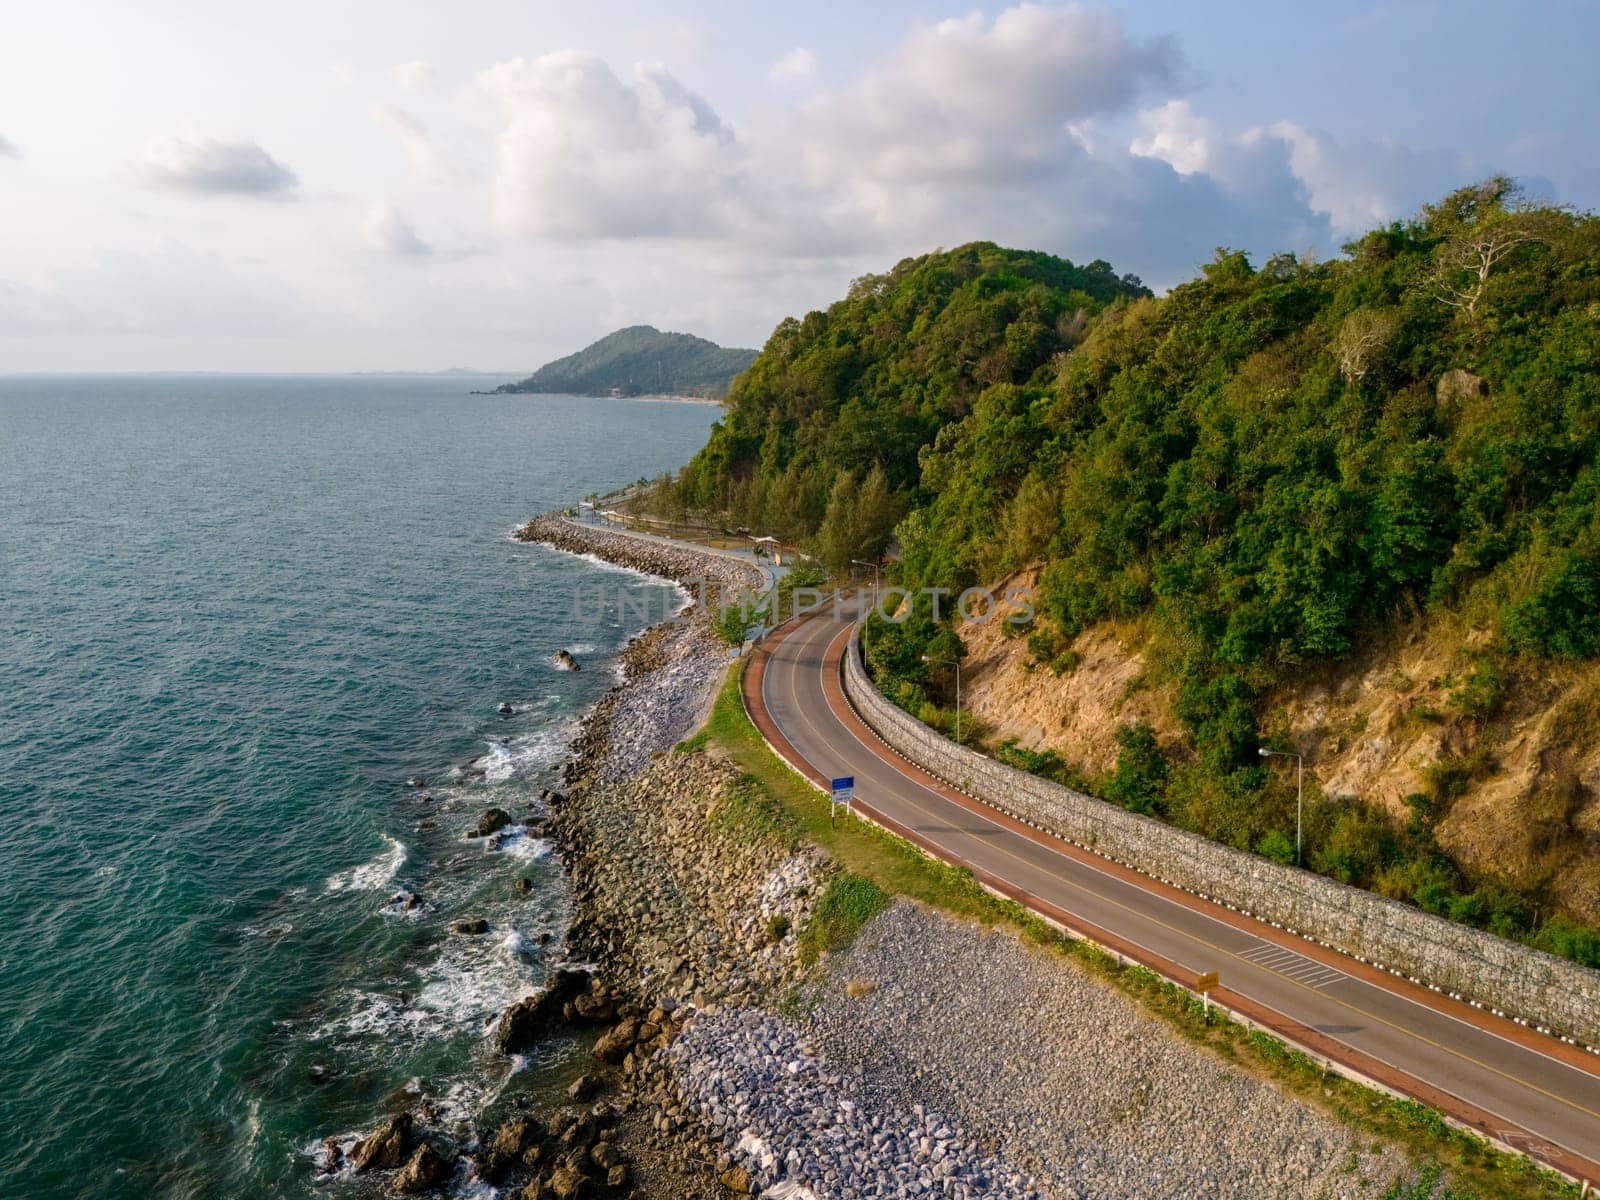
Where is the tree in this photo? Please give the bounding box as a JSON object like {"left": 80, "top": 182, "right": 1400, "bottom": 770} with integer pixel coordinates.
{"left": 1336, "top": 307, "right": 1402, "bottom": 383}
{"left": 1000, "top": 472, "right": 1060, "bottom": 567}
{"left": 853, "top": 463, "right": 902, "bottom": 563}
{"left": 813, "top": 464, "right": 904, "bottom": 574}
{"left": 1425, "top": 177, "right": 1564, "bottom": 318}
{"left": 814, "top": 471, "right": 862, "bottom": 574}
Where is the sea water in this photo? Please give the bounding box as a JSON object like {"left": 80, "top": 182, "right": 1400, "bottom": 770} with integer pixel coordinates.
{"left": 0, "top": 376, "right": 717, "bottom": 1198}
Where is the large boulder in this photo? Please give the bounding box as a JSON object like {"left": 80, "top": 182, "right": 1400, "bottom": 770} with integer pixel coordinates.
{"left": 350, "top": 1112, "right": 412, "bottom": 1172}
{"left": 1437, "top": 367, "right": 1489, "bottom": 403}
{"left": 553, "top": 649, "right": 581, "bottom": 672}
{"left": 480, "top": 1115, "right": 541, "bottom": 1180}
{"left": 469, "top": 808, "right": 513, "bottom": 838}
{"left": 494, "top": 968, "right": 591, "bottom": 1054}
{"left": 544, "top": 1165, "right": 590, "bottom": 1199}
{"left": 394, "top": 1143, "right": 452, "bottom": 1192}
{"left": 590, "top": 1016, "right": 641, "bottom": 1065}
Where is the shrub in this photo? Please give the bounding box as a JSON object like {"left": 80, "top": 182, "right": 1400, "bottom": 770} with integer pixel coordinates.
{"left": 1104, "top": 722, "right": 1168, "bottom": 815}
{"left": 1256, "top": 828, "right": 1296, "bottom": 866}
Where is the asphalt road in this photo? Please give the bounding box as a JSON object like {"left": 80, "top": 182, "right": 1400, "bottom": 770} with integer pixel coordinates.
{"left": 753, "top": 609, "right": 1600, "bottom": 1185}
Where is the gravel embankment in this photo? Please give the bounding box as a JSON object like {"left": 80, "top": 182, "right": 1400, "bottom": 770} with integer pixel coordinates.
{"left": 800, "top": 901, "right": 1408, "bottom": 1200}
{"left": 667, "top": 1009, "right": 1047, "bottom": 1200}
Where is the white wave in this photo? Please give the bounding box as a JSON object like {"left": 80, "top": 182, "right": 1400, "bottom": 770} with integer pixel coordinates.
{"left": 308, "top": 990, "right": 422, "bottom": 1041}
{"left": 499, "top": 929, "right": 539, "bottom": 958}
{"left": 325, "top": 836, "right": 406, "bottom": 893}
{"left": 471, "top": 726, "right": 571, "bottom": 784}
{"left": 379, "top": 891, "right": 434, "bottom": 920}
{"left": 483, "top": 825, "right": 552, "bottom": 863}
{"left": 573, "top": 549, "right": 670, "bottom": 586}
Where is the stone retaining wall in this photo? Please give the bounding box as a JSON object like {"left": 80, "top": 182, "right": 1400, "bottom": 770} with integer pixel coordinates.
{"left": 842, "top": 632, "right": 1600, "bottom": 1049}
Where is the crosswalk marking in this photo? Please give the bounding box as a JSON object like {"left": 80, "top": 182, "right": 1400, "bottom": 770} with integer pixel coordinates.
{"left": 1239, "top": 941, "right": 1347, "bottom": 989}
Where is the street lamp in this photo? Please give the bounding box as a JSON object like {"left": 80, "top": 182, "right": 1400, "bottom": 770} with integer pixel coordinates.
{"left": 1258, "top": 747, "right": 1304, "bottom": 866}
{"left": 851, "top": 558, "right": 881, "bottom": 592}
{"left": 921, "top": 654, "right": 962, "bottom": 744}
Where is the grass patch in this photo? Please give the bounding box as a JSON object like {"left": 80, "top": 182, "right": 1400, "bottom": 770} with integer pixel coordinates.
{"left": 695, "top": 659, "right": 1581, "bottom": 1200}
{"left": 701, "top": 661, "right": 1061, "bottom": 936}
{"left": 798, "top": 874, "right": 889, "bottom": 964}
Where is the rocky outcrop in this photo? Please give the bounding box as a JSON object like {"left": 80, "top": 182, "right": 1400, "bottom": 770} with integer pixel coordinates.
{"left": 394, "top": 1143, "right": 453, "bottom": 1192}
{"left": 495, "top": 967, "right": 594, "bottom": 1054}
{"left": 1437, "top": 367, "right": 1489, "bottom": 402}
{"left": 349, "top": 1111, "right": 412, "bottom": 1172}
{"left": 553, "top": 648, "right": 581, "bottom": 672}
{"left": 468, "top": 807, "right": 513, "bottom": 838}
{"left": 552, "top": 751, "right": 825, "bottom": 1011}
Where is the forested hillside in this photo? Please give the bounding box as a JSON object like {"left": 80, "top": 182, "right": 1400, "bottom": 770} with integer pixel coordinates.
{"left": 497, "top": 325, "right": 756, "bottom": 398}
{"left": 673, "top": 244, "right": 1150, "bottom": 553}
{"left": 660, "top": 179, "right": 1600, "bottom": 962}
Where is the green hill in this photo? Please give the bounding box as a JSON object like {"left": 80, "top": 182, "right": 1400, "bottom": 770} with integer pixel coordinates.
{"left": 673, "top": 243, "right": 1150, "bottom": 535}
{"left": 652, "top": 181, "right": 1600, "bottom": 965}
{"left": 496, "top": 326, "right": 757, "bottom": 399}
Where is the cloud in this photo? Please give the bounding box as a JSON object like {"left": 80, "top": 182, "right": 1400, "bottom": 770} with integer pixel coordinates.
{"left": 794, "top": 5, "right": 1178, "bottom": 187}
{"left": 391, "top": 59, "right": 435, "bottom": 91}
{"left": 479, "top": 51, "right": 748, "bottom": 239}
{"left": 134, "top": 135, "right": 299, "bottom": 197}
{"left": 363, "top": 202, "right": 431, "bottom": 257}
{"left": 0, "top": 134, "right": 17, "bottom": 158}
{"left": 769, "top": 48, "right": 817, "bottom": 83}
{"left": 1132, "top": 100, "right": 1473, "bottom": 234}
{"left": 370, "top": 103, "right": 460, "bottom": 185}
{"left": 465, "top": 5, "right": 1477, "bottom": 285}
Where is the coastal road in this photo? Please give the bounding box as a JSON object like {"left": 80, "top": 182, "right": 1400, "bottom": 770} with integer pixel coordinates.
{"left": 746, "top": 608, "right": 1600, "bottom": 1187}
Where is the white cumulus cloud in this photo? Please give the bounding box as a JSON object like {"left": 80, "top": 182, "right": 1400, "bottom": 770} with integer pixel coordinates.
{"left": 479, "top": 51, "right": 748, "bottom": 239}
{"left": 795, "top": 5, "right": 1178, "bottom": 187}
{"left": 134, "top": 135, "right": 299, "bottom": 197}
{"left": 1132, "top": 100, "right": 1473, "bottom": 235}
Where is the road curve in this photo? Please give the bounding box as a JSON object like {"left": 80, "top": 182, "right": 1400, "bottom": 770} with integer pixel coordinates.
{"left": 745, "top": 607, "right": 1600, "bottom": 1187}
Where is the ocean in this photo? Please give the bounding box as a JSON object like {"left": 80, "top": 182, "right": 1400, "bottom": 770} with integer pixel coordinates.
{"left": 0, "top": 376, "right": 719, "bottom": 1198}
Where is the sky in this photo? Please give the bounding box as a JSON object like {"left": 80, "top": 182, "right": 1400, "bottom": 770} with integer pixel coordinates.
{"left": 1, "top": 0, "right": 1595, "bottom": 372}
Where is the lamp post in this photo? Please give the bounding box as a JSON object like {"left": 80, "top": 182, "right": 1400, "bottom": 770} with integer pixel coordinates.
{"left": 851, "top": 558, "right": 881, "bottom": 593}
{"left": 1258, "top": 747, "right": 1304, "bottom": 866}
{"left": 921, "top": 654, "right": 962, "bottom": 744}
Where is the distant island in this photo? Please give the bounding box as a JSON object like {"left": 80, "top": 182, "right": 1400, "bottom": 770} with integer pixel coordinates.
{"left": 493, "top": 326, "right": 757, "bottom": 399}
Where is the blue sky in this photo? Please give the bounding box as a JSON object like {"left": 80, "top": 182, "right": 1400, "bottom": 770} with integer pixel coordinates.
{"left": 1, "top": 1, "right": 1595, "bottom": 371}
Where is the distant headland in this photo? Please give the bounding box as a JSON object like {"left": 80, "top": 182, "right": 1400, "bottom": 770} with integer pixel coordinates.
{"left": 488, "top": 326, "right": 757, "bottom": 400}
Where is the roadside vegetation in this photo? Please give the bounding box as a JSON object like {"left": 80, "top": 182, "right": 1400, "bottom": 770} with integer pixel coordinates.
{"left": 691, "top": 661, "right": 1581, "bottom": 1199}
{"left": 651, "top": 178, "right": 1600, "bottom": 964}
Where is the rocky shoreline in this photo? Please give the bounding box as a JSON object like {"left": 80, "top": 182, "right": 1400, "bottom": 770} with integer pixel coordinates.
{"left": 334, "top": 514, "right": 1423, "bottom": 1199}
{"left": 514, "top": 513, "right": 765, "bottom": 601}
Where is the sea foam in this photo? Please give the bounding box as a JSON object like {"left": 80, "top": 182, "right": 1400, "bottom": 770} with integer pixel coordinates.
{"left": 324, "top": 836, "right": 407, "bottom": 893}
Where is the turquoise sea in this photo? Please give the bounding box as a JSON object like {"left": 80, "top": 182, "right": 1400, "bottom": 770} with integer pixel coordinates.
{"left": 0, "top": 377, "right": 718, "bottom": 1198}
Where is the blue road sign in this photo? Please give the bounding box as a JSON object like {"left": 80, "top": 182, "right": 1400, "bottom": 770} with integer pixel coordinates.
{"left": 831, "top": 776, "right": 854, "bottom": 804}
